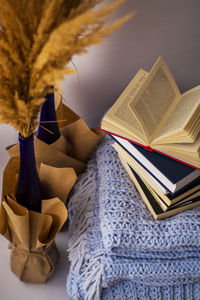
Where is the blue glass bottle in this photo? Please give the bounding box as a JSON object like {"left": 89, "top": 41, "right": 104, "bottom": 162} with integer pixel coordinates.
{"left": 37, "top": 86, "right": 61, "bottom": 144}
{"left": 15, "top": 133, "right": 41, "bottom": 213}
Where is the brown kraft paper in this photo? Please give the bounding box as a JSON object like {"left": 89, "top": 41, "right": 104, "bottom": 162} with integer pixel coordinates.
{"left": 1, "top": 153, "right": 77, "bottom": 204}
{"left": 3, "top": 103, "right": 103, "bottom": 203}
{"left": 0, "top": 195, "right": 67, "bottom": 283}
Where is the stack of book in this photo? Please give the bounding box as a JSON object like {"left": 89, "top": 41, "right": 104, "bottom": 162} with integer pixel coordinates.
{"left": 100, "top": 57, "right": 200, "bottom": 220}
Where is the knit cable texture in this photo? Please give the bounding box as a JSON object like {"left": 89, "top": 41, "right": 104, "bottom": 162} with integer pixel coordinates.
{"left": 66, "top": 135, "right": 200, "bottom": 300}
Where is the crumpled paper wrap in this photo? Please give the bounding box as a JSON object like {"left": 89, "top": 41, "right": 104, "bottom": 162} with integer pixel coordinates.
{"left": 1, "top": 101, "right": 103, "bottom": 204}
{"left": 0, "top": 194, "right": 67, "bottom": 283}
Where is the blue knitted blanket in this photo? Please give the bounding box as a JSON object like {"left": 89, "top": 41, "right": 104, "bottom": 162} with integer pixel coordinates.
{"left": 67, "top": 135, "right": 200, "bottom": 300}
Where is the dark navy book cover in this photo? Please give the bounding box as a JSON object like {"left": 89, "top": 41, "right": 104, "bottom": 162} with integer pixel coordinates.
{"left": 131, "top": 142, "right": 197, "bottom": 182}
{"left": 112, "top": 135, "right": 200, "bottom": 194}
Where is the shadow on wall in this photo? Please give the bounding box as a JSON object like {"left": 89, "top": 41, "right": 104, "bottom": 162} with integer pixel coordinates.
{"left": 63, "top": 0, "right": 200, "bottom": 128}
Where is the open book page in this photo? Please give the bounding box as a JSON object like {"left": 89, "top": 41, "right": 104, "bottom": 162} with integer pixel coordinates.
{"left": 102, "top": 69, "right": 148, "bottom": 144}
{"left": 100, "top": 119, "right": 145, "bottom": 144}
{"left": 152, "top": 86, "right": 200, "bottom": 145}
{"left": 153, "top": 133, "right": 200, "bottom": 168}
{"left": 129, "top": 57, "right": 181, "bottom": 143}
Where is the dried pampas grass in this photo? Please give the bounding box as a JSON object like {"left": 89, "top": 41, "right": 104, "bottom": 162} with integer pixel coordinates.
{"left": 0, "top": 0, "right": 132, "bottom": 137}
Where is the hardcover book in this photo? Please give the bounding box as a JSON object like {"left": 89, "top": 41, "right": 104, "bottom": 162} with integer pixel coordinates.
{"left": 118, "top": 154, "right": 200, "bottom": 220}
{"left": 112, "top": 137, "right": 200, "bottom": 194}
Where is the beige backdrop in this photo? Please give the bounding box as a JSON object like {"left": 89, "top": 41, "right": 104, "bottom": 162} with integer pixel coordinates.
{"left": 62, "top": 0, "right": 200, "bottom": 127}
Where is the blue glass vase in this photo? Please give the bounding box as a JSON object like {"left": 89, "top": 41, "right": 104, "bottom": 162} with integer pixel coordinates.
{"left": 37, "top": 86, "right": 61, "bottom": 144}
{"left": 15, "top": 133, "right": 41, "bottom": 213}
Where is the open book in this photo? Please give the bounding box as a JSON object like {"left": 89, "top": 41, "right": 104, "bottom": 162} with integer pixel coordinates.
{"left": 100, "top": 57, "right": 200, "bottom": 169}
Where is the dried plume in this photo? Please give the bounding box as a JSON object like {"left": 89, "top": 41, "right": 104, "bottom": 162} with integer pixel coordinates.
{"left": 0, "top": 0, "right": 132, "bottom": 137}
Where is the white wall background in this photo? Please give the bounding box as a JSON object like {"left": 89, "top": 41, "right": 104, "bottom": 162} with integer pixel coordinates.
{"left": 1, "top": 0, "right": 200, "bottom": 193}
{"left": 62, "top": 0, "right": 200, "bottom": 127}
